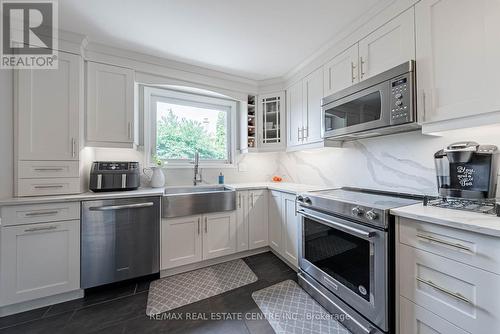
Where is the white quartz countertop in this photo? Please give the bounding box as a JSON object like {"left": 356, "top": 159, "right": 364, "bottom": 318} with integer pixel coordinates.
{"left": 225, "top": 182, "right": 328, "bottom": 194}
{"left": 391, "top": 203, "right": 500, "bottom": 237}
{"left": 0, "top": 188, "right": 165, "bottom": 206}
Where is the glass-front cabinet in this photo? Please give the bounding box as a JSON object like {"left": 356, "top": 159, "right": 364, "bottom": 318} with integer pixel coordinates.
{"left": 257, "top": 92, "right": 285, "bottom": 150}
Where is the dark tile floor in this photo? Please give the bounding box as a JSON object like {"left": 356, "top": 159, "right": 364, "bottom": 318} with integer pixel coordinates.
{"left": 0, "top": 252, "right": 297, "bottom": 334}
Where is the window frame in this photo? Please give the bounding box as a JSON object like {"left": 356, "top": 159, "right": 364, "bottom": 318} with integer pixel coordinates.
{"left": 144, "top": 86, "right": 237, "bottom": 168}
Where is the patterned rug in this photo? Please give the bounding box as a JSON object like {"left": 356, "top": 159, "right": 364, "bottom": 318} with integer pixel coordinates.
{"left": 252, "top": 280, "right": 351, "bottom": 334}
{"left": 146, "top": 259, "right": 257, "bottom": 315}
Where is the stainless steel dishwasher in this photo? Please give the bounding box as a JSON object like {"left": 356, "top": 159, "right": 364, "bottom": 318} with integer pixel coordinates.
{"left": 81, "top": 196, "right": 160, "bottom": 289}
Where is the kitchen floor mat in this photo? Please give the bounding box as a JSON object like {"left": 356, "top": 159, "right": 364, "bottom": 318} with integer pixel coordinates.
{"left": 146, "top": 259, "right": 257, "bottom": 315}
{"left": 252, "top": 280, "right": 351, "bottom": 334}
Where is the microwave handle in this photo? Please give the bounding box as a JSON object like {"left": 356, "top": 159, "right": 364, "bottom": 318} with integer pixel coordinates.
{"left": 297, "top": 209, "right": 375, "bottom": 239}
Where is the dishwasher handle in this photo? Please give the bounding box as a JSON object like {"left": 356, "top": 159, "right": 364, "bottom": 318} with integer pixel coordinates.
{"left": 88, "top": 202, "right": 155, "bottom": 211}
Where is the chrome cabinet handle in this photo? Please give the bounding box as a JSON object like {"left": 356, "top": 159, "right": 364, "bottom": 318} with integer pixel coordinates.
{"left": 304, "top": 126, "right": 309, "bottom": 139}
{"left": 198, "top": 218, "right": 201, "bottom": 235}
{"left": 297, "top": 127, "right": 301, "bottom": 141}
{"left": 128, "top": 122, "right": 132, "bottom": 139}
{"left": 251, "top": 193, "right": 254, "bottom": 207}
{"left": 238, "top": 193, "right": 242, "bottom": 209}
{"left": 34, "top": 168, "right": 64, "bottom": 172}
{"left": 422, "top": 91, "right": 427, "bottom": 122}
{"left": 416, "top": 233, "right": 473, "bottom": 253}
{"left": 71, "top": 138, "right": 76, "bottom": 158}
{"left": 351, "top": 61, "right": 356, "bottom": 83}
{"left": 24, "top": 225, "right": 58, "bottom": 233}
{"left": 25, "top": 210, "right": 59, "bottom": 216}
{"left": 89, "top": 202, "right": 154, "bottom": 211}
{"left": 297, "top": 209, "right": 375, "bottom": 239}
{"left": 205, "top": 217, "right": 208, "bottom": 233}
{"left": 360, "top": 57, "right": 366, "bottom": 79}
{"left": 34, "top": 185, "right": 64, "bottom": 189}
{"left": 416, "top": 277, "right": 473, "bottom": 305}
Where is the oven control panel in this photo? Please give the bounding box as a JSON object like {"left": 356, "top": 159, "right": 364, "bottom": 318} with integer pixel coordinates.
{"left": 390, "top": 75, "right": 412, "bottom": 125}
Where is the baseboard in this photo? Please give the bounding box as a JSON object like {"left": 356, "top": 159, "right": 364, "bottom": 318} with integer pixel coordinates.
{"left": 160, "top": 247, "right": 270, "bottom": 277}
{"left": 0, "top": 289, "right": 84, "bottom": 317}
{"left": 269, "top": 248, "right": 299, "bottom": 272}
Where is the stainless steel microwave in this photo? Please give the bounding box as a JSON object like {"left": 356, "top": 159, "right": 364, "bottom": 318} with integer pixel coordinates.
{"left": 321, "top": 61, "right": 420, "bottom": 141}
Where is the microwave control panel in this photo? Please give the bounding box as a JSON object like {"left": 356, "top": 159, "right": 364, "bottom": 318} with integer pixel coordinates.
{"left": 390, "top": 75, "right": 412, "bottom": 124}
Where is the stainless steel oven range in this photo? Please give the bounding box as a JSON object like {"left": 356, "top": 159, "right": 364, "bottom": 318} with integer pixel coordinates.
{"left": 296, "top": 187, "right": 421, "bottom": 334}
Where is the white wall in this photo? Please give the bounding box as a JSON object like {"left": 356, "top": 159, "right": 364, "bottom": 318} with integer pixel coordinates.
{"left": 278, "top": 126, "right": 500, "bottom": 196}
{"left": 0, "top": 70, "right": 13, "bottom": 199}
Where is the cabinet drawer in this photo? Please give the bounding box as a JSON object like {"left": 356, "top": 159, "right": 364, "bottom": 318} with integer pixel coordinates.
{"left": 18, "top": 161, "right": 79, "bottom": 178}
{"left": 17, "top": 178, "right": 81, "bottom": 197}
{"left": 399, "top": 244, "right": 500, "bottom": 333}
{"left": 1, "top": 202, "right": 80, "bottom": 226}
{"left": 400, "top": 297, "right": 468, "bottom": 334}
{"left": 400, "top": 217, "right": 500, "bottom": 275}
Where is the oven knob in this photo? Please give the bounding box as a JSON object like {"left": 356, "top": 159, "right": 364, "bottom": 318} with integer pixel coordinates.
{"left": 304, "top": 197, "right": 312, "bottom": 205}
{"left": 352, "top": 207, "right": 364, "bottom": 216}
{"left": 366, "top": 210, "right": 378, "bottom": 221}
{"left": 297, "top": 195, "right": 304, "bottom": 202}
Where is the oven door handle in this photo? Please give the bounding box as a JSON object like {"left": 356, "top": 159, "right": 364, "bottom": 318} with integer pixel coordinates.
{"left": 298, "top": 209, "right": 376, "bottom": 239}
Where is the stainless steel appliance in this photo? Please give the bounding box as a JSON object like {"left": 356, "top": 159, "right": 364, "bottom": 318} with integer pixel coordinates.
{"left": 297, "top": 188, "right": 421, "bottom": 334}
{"left": 434, "top": 142, "right": 499, "bottom": 199}
{"left": 322, "top": 61, "right": 420, "bottom": 141}
{"left": 81, "top": 196, "right": 160, "bottom": 288}
{"left": 89, "top": 161, "right": 140, "bottom": 192}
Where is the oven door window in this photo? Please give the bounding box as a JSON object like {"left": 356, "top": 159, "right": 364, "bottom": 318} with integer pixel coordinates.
{"left": 324, "top": 91, "right": 382, "bottom": 132}
{"left": 304, "top": 217, "right": 371, "bottom": 301}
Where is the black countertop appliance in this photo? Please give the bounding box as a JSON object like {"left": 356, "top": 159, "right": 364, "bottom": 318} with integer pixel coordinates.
{"left": 89, "top": 161, "right": 140, "bottom": 192}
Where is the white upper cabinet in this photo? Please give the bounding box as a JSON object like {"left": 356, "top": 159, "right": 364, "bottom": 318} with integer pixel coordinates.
{"left": 257, "top": 92, "right": 286, "bottom": 151}
{"left": 416, "top": 0, "right": 500, "bottom": 125}
{"left": 303, "top": 67, "right": 323, "bottom": 144}
{"left": 86, "top": 62, "right": 135, "bottom": 147}
{"left": 359, "top": 8, "right": 415, "bottom": 80}
{"left": 286, "top": 81, "right": 304, "bottom": 147}
{"left": 17, "top": 51, "right": 82, "bottom": 161}
{"left": 323, "top": 44, "right": 359, "bottom": 97}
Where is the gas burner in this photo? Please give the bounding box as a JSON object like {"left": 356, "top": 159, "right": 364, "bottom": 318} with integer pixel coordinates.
{"left": 426, "top": 197, "right": 500, "bottom": 216}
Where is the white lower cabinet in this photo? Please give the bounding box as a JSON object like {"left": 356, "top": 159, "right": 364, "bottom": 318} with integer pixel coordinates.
{"left": 161, "top": 215, "right": 203, "bottom": 269}
{"left": 248, "top": 190, "right": 269, "bottom": 249}
{"left": 400, "top": 297, "right": 468, "bottom": 334}
{"left": 202, "top": 212, "right": 237, "bottom": 260}
{"left": 267, "top": 191, "right": 299, "bottom": 268}
{"left": 0, "top": 220, "right": 80, "bottom": 306}
{"left": 236, "top": 191, "right": 249, "bottom": 252}
{"left": 161, "top": 211, "right": 237, "bottom": 270}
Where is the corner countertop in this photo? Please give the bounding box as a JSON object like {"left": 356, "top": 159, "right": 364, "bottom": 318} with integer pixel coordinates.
{"left": 225, "top": 182, "right": 329, "bottom": 194}
{"left": 0, "top": 188, "right": 165, "bottom": 206}
{"left": 391, "top": 203, "right": 500, "bottom": 238}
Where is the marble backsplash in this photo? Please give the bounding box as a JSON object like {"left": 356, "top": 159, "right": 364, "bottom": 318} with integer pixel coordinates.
{"left": 278, "top": 126, "right": 500, "bottom": 196}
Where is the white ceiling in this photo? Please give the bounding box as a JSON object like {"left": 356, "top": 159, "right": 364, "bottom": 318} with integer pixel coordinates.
{"left": 59, "top": 0, "right": 386, "bottom": 81}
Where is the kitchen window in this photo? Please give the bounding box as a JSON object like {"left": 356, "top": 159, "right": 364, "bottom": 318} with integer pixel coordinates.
{"left": 144, "top": 87, "right": 237, "bottom": 167}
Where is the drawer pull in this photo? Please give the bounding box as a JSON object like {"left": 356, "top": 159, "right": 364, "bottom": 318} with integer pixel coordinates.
{"left": 34, "top": 185, "right": 64, "bottom": 189}
{"left": 34, "top": 168, "right": 65, "bottom": 172}
{"left": 416, "top": 277, "right": 473, "bottom": 305}
{"left": 24, "top": 225, "right": 58, "bottom": 233}
{"left": 416, "top": 233, "right": 473, "bottom": 253}
{"left": 25, "top": 210, "right": 59, "bottom": 217}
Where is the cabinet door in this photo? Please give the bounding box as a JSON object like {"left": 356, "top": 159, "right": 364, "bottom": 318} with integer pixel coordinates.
{"left": 236, "top": 191, "right": 249, "bottom": 252}
{"left": 161, "top": 216, "right": 202, "bottom": 269}
{"left": 359, "top": 8, "right": 415, "bottom": 80}
{"left": 282, "top": 194, "right": 299, "bottom": 267}
{"left": 202, "top": 212, "right": 237, "bottom": 260}
{"left": 416, "top": 0, "right": 500, "bottom": 123}
{"left": 258, "top": 92, "right": 286, "bottom": 150}
{"left": 0, "top": 220, "right": 80, "bottom": 306}
{"left": 86, "top": 62, "right": 134, "bottom": 146}
{"left": 323, "top": 44, "right": 358, "bottom": 97}
{"left": 400, "top": 297, "right": 469, "bottom": 334}
{"left": 17, "top": 51, "right": 81, "bottom": 161}
{"left": 303, "top": 67, "right": 324, "bottom": 144}
{"left": 268, "top": 191, "right": 283, "bottom": 252}
{"left": 286, "top": 80, "right": 304, "bottom": 147}
{"left": 248, "top": 190, "right": 268, "bottom": 249}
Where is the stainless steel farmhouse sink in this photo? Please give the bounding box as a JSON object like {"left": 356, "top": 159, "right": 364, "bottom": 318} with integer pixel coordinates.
{"left": 162, "top": 185, "right": 236, "bottom": 218}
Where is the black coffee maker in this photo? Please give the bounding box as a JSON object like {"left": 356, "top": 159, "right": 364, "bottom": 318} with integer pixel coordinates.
{"left": 434, "top": 142, "right": 499, "bottom": 199}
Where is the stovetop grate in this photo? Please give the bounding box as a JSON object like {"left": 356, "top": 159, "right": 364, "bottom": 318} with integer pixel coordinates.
{"left": 426, "top": 197, "right": 500, "bottom": 216}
